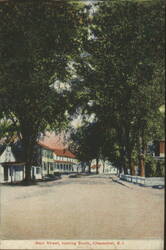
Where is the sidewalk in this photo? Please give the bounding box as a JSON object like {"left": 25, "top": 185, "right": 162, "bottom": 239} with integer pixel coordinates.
{"left": 110, "top": 175, "right": 133, "bottom": 188}
{"left": 112, "top": 175, "right": 165, "bottom": 189}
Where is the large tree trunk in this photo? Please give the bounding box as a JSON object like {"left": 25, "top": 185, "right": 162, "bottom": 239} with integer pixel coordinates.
{"left": 130, "top": 160, "right": 136, "bottom": 176}
{"left": 138, "top": 136, "right": 145, "bottom": 177}
{"left": 118, "top": 165, "right": 122, "bottom": 177}
{"left": 25, "top": 162, "right": 32, "bottom": 182}
{"left": 120, "top": 147, "right": 127, "bottom": 174}
{"left": 123, "top": 165, "right": 128, "bottom": 174}
{"left": 88, "top": 162, "right": 91, "bottom": 174}
{"left": 21, "top": 129, "right": 37, "bottom": 184}
{"left": 96, "top": 158, "right": 99, "bottom": 174}
{"left": 102, "top": 159, "right": 105, "bottom": 173}
{"left": 128, "top": 152, "right": 135, "bottom": 176}
{"left": 81, "top": 162, "right": 85, "bottom": 173}
{"left": 118, "top": 126, "right": 128, "bottom": 175}
{"left": 139, "top": 154, "right": 145, "bottom": 177}
{"left": 47, "top": 163, "right": 50, "bottom": 175}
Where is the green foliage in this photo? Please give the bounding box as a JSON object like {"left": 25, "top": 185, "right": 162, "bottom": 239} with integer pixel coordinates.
{"left": 69, "top": 121, "right": 104, "bottom": 164}
{"left": 0, "top": 0, "right": 85, "bottom": 133}
{"left": 0, "top": 0, "right": 87, "bottom": 181}
{"left": 145, "top": 155, "right": 165, "bottom": 177}
{"left": 72, "top": 0, "right": 165, "bottom": 174}
{"left": 0, "top": 0, "right": 165, "bottom": 180}
{"left": 155, "top": 160, "right": 165, "bottom": 177}
{"left": 145, "top": 155, "right": 157, "bottom": 177}
{"left": 69, "top": 126, "right": 92, "bottom": 164}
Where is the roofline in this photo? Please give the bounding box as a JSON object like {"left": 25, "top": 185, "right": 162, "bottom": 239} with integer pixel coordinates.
{"left": 38, "top": 142, "right": 76, "bottom": 158}
{"left": 53, "top": 151, "right": 76, "bottom": 158}
{"left": 38, "top": 142, "right": 55, "bottom": 151}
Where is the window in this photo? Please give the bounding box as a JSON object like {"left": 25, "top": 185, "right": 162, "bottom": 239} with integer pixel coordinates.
{"left": 50, "top": 163, "right": 53, "bottom": 171}
{"left": 36, "top": 167, "right": 40, "bottom": 174}
{"left": 43, "top": 162, "right": 47, "bottom": 170}
{"left": 49, "top": 151, "right": 52, "bottom": 158}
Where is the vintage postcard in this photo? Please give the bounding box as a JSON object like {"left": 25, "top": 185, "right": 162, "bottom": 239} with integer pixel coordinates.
{"left": 0, "top": 0, "right": 165, "bottom": 250}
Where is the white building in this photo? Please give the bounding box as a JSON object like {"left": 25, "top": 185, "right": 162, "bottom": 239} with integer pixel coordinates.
{"left": 0, "top": 144, "right": 42, "bottom": 183}
{"left": 0, "top": 145, "right": 24, "bottom": 183}
{"left": 38, "top": 142, "right": 79, "bottom": 175}
{"left": 86, "top": 159, "right": 118, "bottom": 174}
{"left": 53, "top": 148, "right": 78, "bottom": 173}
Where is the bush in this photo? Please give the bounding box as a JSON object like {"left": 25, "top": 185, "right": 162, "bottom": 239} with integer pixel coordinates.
{"left": 145, "top": 155, "right": 165, "bottom": 177}
{"left": 155, "top": 160, "right": 165, "bottom": 177}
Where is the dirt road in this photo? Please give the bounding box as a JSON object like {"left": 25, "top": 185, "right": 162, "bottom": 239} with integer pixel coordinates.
{"left": 0, "top": 175, "right": 164, "bottom": 239}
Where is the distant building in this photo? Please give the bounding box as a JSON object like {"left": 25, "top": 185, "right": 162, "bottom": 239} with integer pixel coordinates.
{"left": 147, "top": 140, "right": 165, "bottom": 159}
{"left": 53, "top": 148, "right": 78, "bottom": 173}
{"left": 38, "top": 142, "right": 78, "bottom": 175}
{"left": 90, "top": 164, "right": 102, "bottom": 173}
{"left": 85, "top": 159, "right": 118, "bottom": 174}
{"left": 154, "top": 140, "right": 165, "bottom": 158}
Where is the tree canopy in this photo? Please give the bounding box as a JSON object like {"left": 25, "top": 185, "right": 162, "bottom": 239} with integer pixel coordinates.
{"left": 71, "top": 0, "right": 165, "bottom": 176}
{"left": 0, "top": 0, "right": 165, "bottom": 180}
{"left": 0, "top": 0, "right": 87, "bottom": 182}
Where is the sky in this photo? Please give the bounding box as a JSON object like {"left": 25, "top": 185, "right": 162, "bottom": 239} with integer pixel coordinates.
{"left": 40, "top": 132, "right": 69, "bottom": 149}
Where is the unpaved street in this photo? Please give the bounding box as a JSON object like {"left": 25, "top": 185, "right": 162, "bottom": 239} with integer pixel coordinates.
{"left": 0, "top": 175, "right": 164, "bottom": 240}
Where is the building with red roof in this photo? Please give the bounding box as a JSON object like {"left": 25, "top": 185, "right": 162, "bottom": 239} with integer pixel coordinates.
{"left": 53, "top": 147, "right": 77, "bottom": 173}
{"left": 37, "top": 141, "right": 78, "bottom": 176}
{"left": 0, "top": 137, "right": 78, "bottom": 183}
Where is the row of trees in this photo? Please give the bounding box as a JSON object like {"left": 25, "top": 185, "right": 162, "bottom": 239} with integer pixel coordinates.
{"left": 0, "top": 0, "right": 88, "bottom": 182}
{"left": 69, "top": 0, "right": 165, "bottom": 176}
{"left": 0, "top": 0, "right": 165, "bottom": 182}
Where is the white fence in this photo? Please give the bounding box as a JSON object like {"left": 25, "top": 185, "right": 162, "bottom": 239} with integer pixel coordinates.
{"left": 120, "top": 174, "right": 164, "bottom": 187}
{"left": 144, "top": 177, "right": 164, "bottom": 187}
